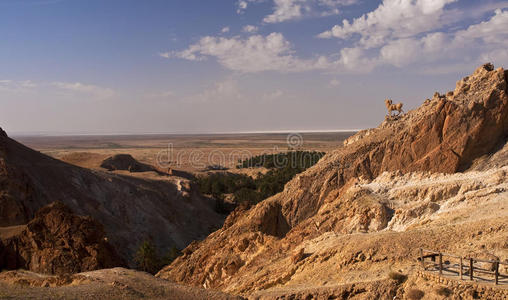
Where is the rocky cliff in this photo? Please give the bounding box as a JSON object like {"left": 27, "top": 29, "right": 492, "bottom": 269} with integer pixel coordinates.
{"left": 0, "top": 129, "right": 224, "bottom": 264}
{"left": 0, "top": 202, "right": 124, "bottom": 274}
{"left": 157, "top": 64, "right": 508, "bottom": 296}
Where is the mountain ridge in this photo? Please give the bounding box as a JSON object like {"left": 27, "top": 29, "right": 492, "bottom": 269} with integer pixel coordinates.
{"left": 157, "top": 63, "right": 508, "bottom": 297}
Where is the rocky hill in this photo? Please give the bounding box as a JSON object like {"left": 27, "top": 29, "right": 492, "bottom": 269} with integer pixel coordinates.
{"left": 156, "top": 64, "right": 508, "bottom": 298}
{"left": 100, "top": 154, "right": 158, "bottom": 173}
{"left": 0, "top": 129, "right": 224, "bottom": 265}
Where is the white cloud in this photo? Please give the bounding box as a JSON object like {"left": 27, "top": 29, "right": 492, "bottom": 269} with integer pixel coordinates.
{"left": 163, "top": 32, "right": 329, "bottom": 73}
{"left": 318, "top": 0, "right": 457, "bottom": 47}
{"left": 0, "top": 80, "right": 37, "bottom": 92}
{"left": 242, "top": 25, "right": 259, "bottom": 33}
{"left": 379, "top": 38, "right": 422, "bottom": 67}
{"left": 454, "top": 8, "right": 508, "bottom": 44}
{"left": 263, "top": 0, "right": 304, "bottom": 23}
{"left": 237, "top": 0, "right": 249, "bottom": 14}
{"left": 221, "top": 26, "right": 230, "bottom": 33}
{"left": 378, "top": 8, "right": 508, "bottom": 68}
{"left": 316, "top": 0, "right": 508, "bottom": 73}
{"left": 52, "top": 82, "right": 116, "bottom": 99}
{"left": 164, "top": 3, "right": 508, "bottom": 75}
{"left": 235, "top": 0, "right": 359, "bottom": 22}
{"left": 263, "top": 0, "right": 359, "bottom": 23}
{"left": 336, "top": 47, "right": 378, "bottom": 72}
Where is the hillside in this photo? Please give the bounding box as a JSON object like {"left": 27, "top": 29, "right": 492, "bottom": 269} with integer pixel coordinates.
{"left": 156, "top": 64, "right": 508, "bottom": 298}
{"left": 0, "top": 128, "right": 224, "bottom": 265}
{"left": 0, "top": 268, "right": 241, "bottom": 300}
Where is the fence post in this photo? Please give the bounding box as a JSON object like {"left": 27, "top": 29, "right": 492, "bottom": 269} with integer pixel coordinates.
{"left": 420, "top": 248, "right": 424, "bottom": 270}
{"left": 439, "top": 253, "right": 443, "bottom": 275}
{"left": 495, "top": 261, "right": 499, "bottom": 285}
{"left": 469, "top": 258, "right": 474, "bottom": 281}
{"left": 459, "top": 257, "right": 463, "bottom": 280}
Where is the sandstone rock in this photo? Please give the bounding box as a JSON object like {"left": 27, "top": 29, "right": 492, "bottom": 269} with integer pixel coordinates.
{"left": 0, "top": 202, "right": 125, "bottom": 275}
{"left": 223, "top": 255, "right": 244, "bottom": 276}
{"left": 291, "top": 248, "right": 305, "bottom": 264}
{"left": 157, "top": 64, "right": 508, "bottom": 295}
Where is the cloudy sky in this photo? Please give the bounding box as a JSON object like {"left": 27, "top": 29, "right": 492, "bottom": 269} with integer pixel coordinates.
{"left": 1, "top": 0, "right": 507, "bottom": 134}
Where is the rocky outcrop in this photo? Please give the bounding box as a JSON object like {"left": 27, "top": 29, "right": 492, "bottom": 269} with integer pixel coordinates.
{"left": 100, "top": 154, "right": 156, "bottom": 173}
{"left": 0, "top": 129, "right": 224, "bottom": 265}
{"left": 0, "top": 202, "right": 125, "bottom": 275}
{"left": 157, "top": 64, "right": 508, "bottom": 295}
{"left": 0, "top": 128, "right": 7, "bottom": 138}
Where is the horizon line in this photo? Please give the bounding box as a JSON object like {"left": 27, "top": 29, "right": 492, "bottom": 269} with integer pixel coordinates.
{"left": 9, "top": 128, "right": 363, "bottom": 137}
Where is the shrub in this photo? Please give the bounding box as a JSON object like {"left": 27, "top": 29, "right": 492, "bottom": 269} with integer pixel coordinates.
{"left": 134, "top": 241, "right": 182, "bottom": 274}
{"left": 435, "top": 286, "right": 452, "bottom": 297}
{"left": 161, "top": 246, "right": 182, "bottom": 266}
{"left": 134, "top": 240, "right": 161, "bottom": 274}
{"left": 406, "top": 289, "right": 425, "bottom": 300}
{"left": 237, "top": 151, "right": 325, "bottom": 169}
{"left": 204, "top": 164, "right": 228, "bottom": 171}
{"left": 388, "top": 271, "right": 407, "bottom": 284}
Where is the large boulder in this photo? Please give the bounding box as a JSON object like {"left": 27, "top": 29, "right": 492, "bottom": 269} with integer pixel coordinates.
{"left": 0, "top": 202, "right": 125, "bottom": 275}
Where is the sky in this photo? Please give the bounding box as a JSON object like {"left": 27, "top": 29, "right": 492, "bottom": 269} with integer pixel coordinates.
{"left": 1, "top": 0, "right": 508, "bottom": 135}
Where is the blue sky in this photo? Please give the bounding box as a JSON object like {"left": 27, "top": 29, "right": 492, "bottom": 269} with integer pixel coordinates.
{"left": 1, "top": 0, "right": 507, "bottom": 134}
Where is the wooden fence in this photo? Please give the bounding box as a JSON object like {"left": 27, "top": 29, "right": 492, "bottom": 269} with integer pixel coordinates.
{"left": 418, "top": 248, "right": 508, "bottom": 285}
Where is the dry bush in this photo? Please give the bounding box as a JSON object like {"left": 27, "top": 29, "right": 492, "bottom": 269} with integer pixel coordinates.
{"left": 436, "top": 286, "right": 452, "bottom": 297}
{"left": 407, "top": 288, "right": 425, "bottom": 300}
{"left": 388, "top": 271, "right": 407, "bottom": 284}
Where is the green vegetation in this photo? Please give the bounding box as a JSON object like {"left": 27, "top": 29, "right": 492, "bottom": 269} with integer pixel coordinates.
{"left": 237, "top": 151, "right": 324, "bottom": 169}
{"left": 197, "top": 151, "right": 325, "bottom": 212}
{"left": 134, "top": 240, "right": 181, "bottom": 274}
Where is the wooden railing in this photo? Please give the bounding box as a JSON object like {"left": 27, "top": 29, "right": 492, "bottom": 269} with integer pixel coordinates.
{"left": 418, "top": 248, "right": 508, "bottom": 285}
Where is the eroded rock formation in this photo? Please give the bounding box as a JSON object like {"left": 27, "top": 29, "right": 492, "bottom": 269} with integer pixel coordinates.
{"left": 157, "top": 64, "right": 508, "bottom": 295}
{"left": 0, "top": 202, "right": 125, "bottom": 274}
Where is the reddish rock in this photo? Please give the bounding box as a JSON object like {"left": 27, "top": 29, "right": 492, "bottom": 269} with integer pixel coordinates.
{"left": 156, "top": 64, "right": 508, "bottom": 293}
{"left": 291, "top": 248, "right": 305, "bottom": 264}
{"left": 0, "top": 202, "right": 125, "bottom": 275}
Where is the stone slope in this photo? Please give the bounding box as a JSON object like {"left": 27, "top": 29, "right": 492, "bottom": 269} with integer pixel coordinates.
{"left": 157, "top": 64, "right": 508, "bottom": 296}
{"left": 0, "top": 130, "right": 224, "bottom": 264}
{"left": 0, "top": 202, "right": 124, "bottom": 274}
{"left": 0, "top": 268, "right": 242, "bottom": 300}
